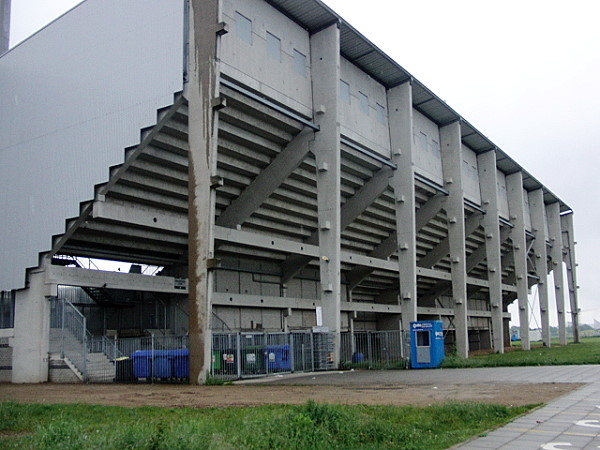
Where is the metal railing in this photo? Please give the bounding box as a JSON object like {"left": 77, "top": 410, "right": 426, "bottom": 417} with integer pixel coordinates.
{"left": 50, "top": 298, "right": 89, "bottom": 380}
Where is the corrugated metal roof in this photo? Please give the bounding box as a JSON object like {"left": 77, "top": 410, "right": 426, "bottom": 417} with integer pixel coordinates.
{"left": 265, "top": 0, "right": 570, "bottom": 211}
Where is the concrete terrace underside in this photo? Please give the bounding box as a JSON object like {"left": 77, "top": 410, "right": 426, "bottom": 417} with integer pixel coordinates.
{"left": 44, "top": 77, "right": 573, "bottom": 354}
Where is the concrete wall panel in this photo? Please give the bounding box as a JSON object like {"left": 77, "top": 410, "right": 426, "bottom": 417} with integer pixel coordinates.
{"left": 412, "top": 110, "right": 443, "bottom": 184}
{"left": 221, "top": 0, "right": 312, "bottom": 116}
{"left": 462, "top": 145, "right": 481, "bottom": 204}
{"left": 496, "top": 170, "right": 510, "bottom": 219}
{"left": 0, "top": 0, "right": 184, "bottom": 291}
{"left": 523, "top": 188, "right": 532, "bottom": 231}
{"left": 339, "top": 57, "right": 390, "bottom": 156}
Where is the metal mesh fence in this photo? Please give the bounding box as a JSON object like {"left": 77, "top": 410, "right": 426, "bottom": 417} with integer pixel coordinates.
{"left": 48, "top": 300, "right": 409, "bottom": 384}
{"left": 211, "top": 331, "right": 337, "bottom": 380}
{"left": 340, "top": 330, "right": 410, "bottom": 369}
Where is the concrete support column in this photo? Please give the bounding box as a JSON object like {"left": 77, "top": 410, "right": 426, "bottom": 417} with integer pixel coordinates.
{"left": 310, "top": 23, "right": 341, "bottom": 365}
{"left": 12, "top": 263, "right": 51, "bottom": 383}
{"left": 187, "top": 0, "right": 222, "bottom": 384}
{"left": 387, "top": 82, "right": 416, "bottom": 331}
{"left": 440, "top": 121, "right": 468, "bottom": 358}
{"left": 547, "top": 202, "right": 567, "bottom": 345}
{"left": 0, "top": 0, "right": 10, "bottom": 54}
{"left": 477, "top": 150, "right": 504, "bottom": 353}
{"left": 506, "top": 172, "right": 530, "bottom": 350}
{"left": 529, "top": 189, "right": 551, "bottom": 346}
{"left": 561, "top": 212, "right": 580, "bottom": 343}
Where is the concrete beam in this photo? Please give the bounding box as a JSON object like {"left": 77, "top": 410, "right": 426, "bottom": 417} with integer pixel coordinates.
{"left": 92, "top": 200, "right": 188, "bottom": 235}
{"left": 212, "top": 292, "right": 509, "bottom": 319}
{"left": 440, "top": 121, "right": 468, "bottom": 357}
{"left": 561, "top": 212, "right": 580, "bottom": 343}
{"left": 477, "top": 150, "right": 504, "bottom": 353}
{"left": 529, "top": 188, "right": 551, "bottom": 346}
{"left": 187, "top": 0, "right": 221, "bottom": 384}
{"left": 506, "top": 171, "right": 530, "bottom": 350}
{"left": 281, "top": 165, "right": 394, "bottom": 282}
{"left": 387, "top": 81, "right": 417, "bottom": 331}
{"left": 346, "top": 193, "right": 445, "bottom": 290}
{"left": 310, "top": 23, "right": 342, "bottom": 363}
{"left": 215, "top": 128, "right": 314, "bottom": 229}
{"left": 547, "top": 201, "right": 567, "bottom": 345}
{"left": 418, "top": 211, "right": 482, "bottom": 269}
{"left": 47, "top": 265, "right": 188, "bottom": 295}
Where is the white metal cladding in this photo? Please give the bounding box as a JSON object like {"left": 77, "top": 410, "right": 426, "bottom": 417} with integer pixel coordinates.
{"left": 0, "top": 0, "right": 184, "bottom": 291}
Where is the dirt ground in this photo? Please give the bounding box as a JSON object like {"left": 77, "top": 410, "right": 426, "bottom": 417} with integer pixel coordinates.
{"left": 0, "top": 381, "right": 581, "bottom": 409}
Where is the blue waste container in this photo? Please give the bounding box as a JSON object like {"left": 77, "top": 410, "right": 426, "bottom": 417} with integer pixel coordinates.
{"left": 132, "top": 349, "right": 190, "bottom": 379}
{"left": 133, "top": 350, "right": 153, "bottom": 378}
{"left": 172, "top": 349, "right": 190, "bottom": 379}
{"left": 264, "top": 345, "right": 291, "bottom": 371}
{"left": 153, "top": 353, "right": 172, "bottom": 378}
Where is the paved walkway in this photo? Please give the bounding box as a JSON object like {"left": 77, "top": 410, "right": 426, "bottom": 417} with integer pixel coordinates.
{"left": 458, "top": 379, "right": 600, "bottom": 449}
{"left": 257, "top": 365, "right": 600, "bottom": 449}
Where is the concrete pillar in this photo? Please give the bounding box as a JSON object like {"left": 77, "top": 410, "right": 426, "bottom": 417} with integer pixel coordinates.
{"left": 547, "top": 202, "right": 567, "bottom": 345}
{"left": 561, "top": 212, "right": 580, "bottom": 343}
{"left": 187, "top": 0, "right": 222, "bottom": 384}
{"left": 440, "top": 121, "right": 468, "bottom": 358}
{"left": 387, "top": 82, "right": 417, "bottom": 331}
{"left": 0, "top": 0, "right": 10, "bottom": 54}
{"left": 506, "top": 172, "right": 530, "bottom": 350}
{"left": 529, "top": 189, "right": 551, "bottom": 347}
{"left": 477, "top": 150, "right": 504, "bottom": 353}
{"left": 310, "top": 23, "right": 341, "bottom": 365}
{"left": 11, "top": 264, "right": 50, "bottom": 383}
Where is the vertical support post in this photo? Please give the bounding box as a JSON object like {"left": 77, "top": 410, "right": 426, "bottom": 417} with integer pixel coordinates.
{"left": 60, "top": 297, "right": 65, "bottom": 358}
{"left": 310, "top": 23, "right": 341, "bottom": 365}
{"left": 440, "top": 121, "right": 468, "bottom": 358}
{"left": 0, "top": 0, "right": 10, "bottom": 54}
{"left": 11, "top": 260, "right": 51, "bottom": 383}
{"left": 477, "top": 150, "right": 504, "bottom": 353}
{"left": 529, "top": 189, "right": 551, "bottom": 347}
{"left": 82, "top": 315, "right": 88, "bottom": 382}
{"left": 547, "top": 202, "right": 567, "bottom": 345}
{"left": 506, "top": 172, "right": 530, "bottom": 350}
{"left": 561, "top": 212, "right": 580, "bottom": 343}
{"left": 387, "top": 82, "right": 417, "bottom": 331}
{"left": 236, "top": 333, "right": 241, "bottom": 379}
{"left": 187, "top": 0, "right": 222, "bottom": 384}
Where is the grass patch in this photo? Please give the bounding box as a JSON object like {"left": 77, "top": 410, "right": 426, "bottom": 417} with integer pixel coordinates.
{"left": 443, "top": 337, "right": 600, "bottom": 368}
{"left": 0, "top": 401, "right": 535, "bottom": 449}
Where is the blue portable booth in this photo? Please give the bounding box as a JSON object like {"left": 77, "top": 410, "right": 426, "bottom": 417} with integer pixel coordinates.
{"left": 410, "top": 321, "right": 445, "bottom": 369}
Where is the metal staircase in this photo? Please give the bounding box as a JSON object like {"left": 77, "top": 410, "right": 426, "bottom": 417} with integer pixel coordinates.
{"left": 50, "top": 298, "right": 120, "bottom": 382}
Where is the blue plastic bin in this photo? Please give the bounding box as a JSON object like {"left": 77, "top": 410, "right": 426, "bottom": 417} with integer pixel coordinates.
{"left": 172, "top": 349, "right": 190, "bottom": 378}
{"left": 132, "top": 349, "right": 190, "bottom": 379}
{"left": 264, "top": 344, "right": 291, "bottom": 371}
{"left": 133, "top": 350, "right": 153, "bottom": 378}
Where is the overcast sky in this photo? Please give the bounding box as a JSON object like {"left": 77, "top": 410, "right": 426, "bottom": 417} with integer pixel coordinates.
{"left": 8, "top": 0, "right": 600, "bottom": 328}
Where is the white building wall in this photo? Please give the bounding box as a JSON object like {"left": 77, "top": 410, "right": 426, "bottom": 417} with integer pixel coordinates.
{"left": 339, "top": 57, "right": 390, "bottom": 156}
{"left": 412, "top": 110, "right": 443, "bottom": 185}
{"left": 0, "top": 0, "right": 184, "bottom": 290}
{"left": 220, "top": 0, "right": 313, "bottom": 116}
